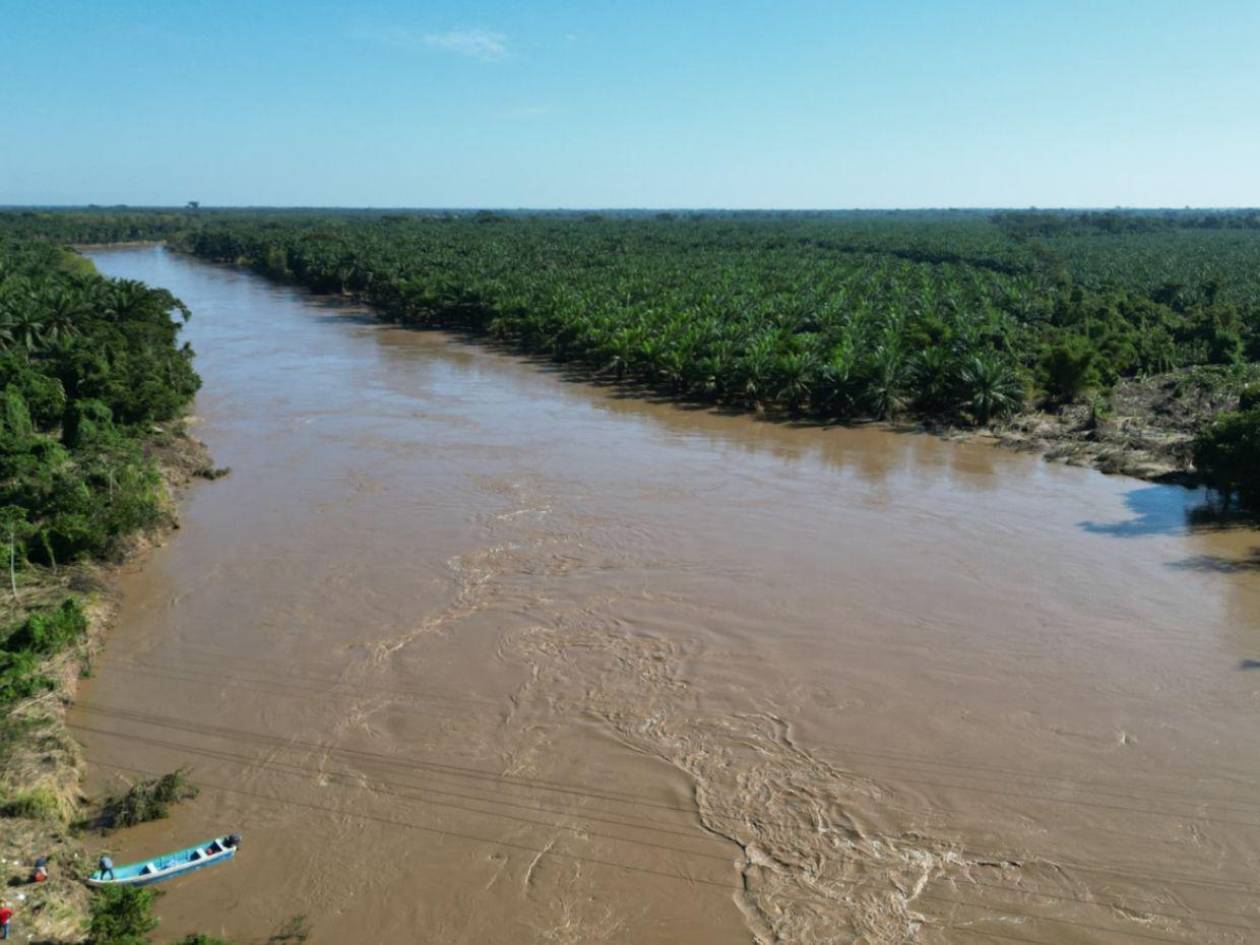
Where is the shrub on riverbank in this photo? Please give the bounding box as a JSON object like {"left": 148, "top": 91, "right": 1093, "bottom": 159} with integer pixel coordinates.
{"left": 89, "top": 886, "right": 238, "bottom": 945}
{"left": 0, "top": 599, "right": 87, "bottom": 707}
{"left": 1194, "top": 406, "right": 1260, "bottom": 509}
{"left": 89, "top": 886, "right": 159, "bottom": 945}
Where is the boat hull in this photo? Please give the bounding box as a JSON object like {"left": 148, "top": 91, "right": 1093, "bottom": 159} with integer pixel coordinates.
{"left": 86, "top": 835, "right": 239, "bottom": 888}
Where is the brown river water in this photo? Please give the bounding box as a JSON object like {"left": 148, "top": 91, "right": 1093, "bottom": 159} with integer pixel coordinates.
{"left": 70, "top": 247, "right": 1260, "bottom": 945}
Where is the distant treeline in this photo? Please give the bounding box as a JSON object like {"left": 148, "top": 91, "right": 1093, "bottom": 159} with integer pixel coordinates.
{"left": 992, "top": 209, "right": 1260, "bottom": 238}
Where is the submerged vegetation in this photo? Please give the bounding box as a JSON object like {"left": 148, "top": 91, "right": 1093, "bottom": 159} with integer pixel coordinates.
{"left": 98, "top": 767, "right": 200, "bottom": 829}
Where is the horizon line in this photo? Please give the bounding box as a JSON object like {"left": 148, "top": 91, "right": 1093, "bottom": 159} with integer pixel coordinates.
{"left": 4, "top": 204, "right": 1260, "bottom": 213}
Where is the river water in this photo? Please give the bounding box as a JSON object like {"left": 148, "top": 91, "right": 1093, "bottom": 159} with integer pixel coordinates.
{"left": 71, "top": 247, "right": 1260, "bottom": 944}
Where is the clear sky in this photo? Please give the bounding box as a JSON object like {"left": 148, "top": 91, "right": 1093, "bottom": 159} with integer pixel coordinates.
{"left": 3, "top": 0, "right": 1258, "bottom": 208}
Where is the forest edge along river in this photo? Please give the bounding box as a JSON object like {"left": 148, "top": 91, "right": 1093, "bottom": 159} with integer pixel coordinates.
{"left": 70, "top": 247, "right": 1260, "bottom": 944}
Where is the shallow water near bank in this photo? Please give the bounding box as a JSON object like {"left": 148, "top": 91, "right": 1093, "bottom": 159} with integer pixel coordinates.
{"left": 71, "top": 246, "right": 1260, "bottom": 944}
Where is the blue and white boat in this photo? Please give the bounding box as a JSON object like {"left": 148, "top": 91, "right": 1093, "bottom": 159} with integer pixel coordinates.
{"left": 86, "top": 834, "right": 241, "bottom": 887}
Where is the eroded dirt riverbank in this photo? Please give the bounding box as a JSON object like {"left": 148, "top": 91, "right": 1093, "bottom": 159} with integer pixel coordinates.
{"left": 70, "top": 247, "right": 1260, "bottom": 944}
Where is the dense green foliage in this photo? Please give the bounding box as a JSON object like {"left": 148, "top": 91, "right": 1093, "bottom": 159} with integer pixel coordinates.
{"left": 89, "top": 885, "right": 236, "bottom": 945}
{"left": 0, "top": 599, "right": 87, "bottom": 707}
{"left": 4, "top": 208, "right": 1258, "bottom": 502}
{"left": 0, "top": 226, "right": 198, "bottom": 719}
{"left": 164, "top": 211, "right": 1260, "bottom": 423}
{"left": 1194, "top": 405, "right": 1260, "bottom": 509}
{"left": 89, "top": 886, "right": 160, "bottom": 945}
{"left": 0, "top": 234, "right": 199, "bottom": 565}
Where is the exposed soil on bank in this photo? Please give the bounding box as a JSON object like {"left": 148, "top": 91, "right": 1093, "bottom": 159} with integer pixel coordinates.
{"left": 1, "top": 422, "right": 213, "bottom": 942}
{"left": 983, "top": 369, "right": 1255, "bottom": 483}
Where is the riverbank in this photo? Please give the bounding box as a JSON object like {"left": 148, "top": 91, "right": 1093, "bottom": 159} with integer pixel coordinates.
{"left": 68, "top": 241, "right": 166, "bottom": 251}
{"left": 989, "top": 366, "right": 1256, "bottom": 482}
{"left": 0, "top": 420, "right": 212, "bottom": 942}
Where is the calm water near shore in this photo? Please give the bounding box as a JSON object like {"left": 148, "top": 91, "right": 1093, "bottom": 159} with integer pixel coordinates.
{"left": 72, "top": 247, "right": 1260, "bottom": 944}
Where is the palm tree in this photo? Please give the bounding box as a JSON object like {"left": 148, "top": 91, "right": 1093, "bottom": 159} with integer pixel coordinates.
{"left": 737, "top": 334, "right": 778, "bottom": 410}
{"left": 3, "top": 302, "right": 46, "bottom": 352}
{"left": 864, "top": 344, "right": 908, "bottom": 420}
{"left": 820, "top": 342, "right": 857, "bottom": 416}
{"left": 775, "top": 350, "right": 816, "bottom": 413}
{"left": 912, "top": 346, "right": 956, "bottom": 412}
{"left": 959, "top": 353, "right": 1023, "bottom": 424}
{"left": 37, "top": 287, "right": 88, "bottom": 346}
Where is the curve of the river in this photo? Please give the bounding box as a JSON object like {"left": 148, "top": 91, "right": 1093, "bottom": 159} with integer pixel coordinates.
{"left": 71, "top": 247, "right": 1260, "bottom": 944}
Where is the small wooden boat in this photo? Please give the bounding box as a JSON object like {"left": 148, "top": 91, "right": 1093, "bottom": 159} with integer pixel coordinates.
{"left": 86, "top": 834, "right": 241, "bottom": 888}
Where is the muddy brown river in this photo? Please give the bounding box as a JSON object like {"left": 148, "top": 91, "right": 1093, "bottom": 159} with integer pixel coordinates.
{"left": 70, "top": 247, "right": 1260, "bottom": 944}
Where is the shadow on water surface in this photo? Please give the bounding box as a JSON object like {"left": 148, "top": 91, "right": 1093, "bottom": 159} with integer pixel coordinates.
{"left": 1078, "top": 485, "right": 1215, "bottom": 538}
{"left": 1074, "top": 482, "right": 1260, "bottom": 540}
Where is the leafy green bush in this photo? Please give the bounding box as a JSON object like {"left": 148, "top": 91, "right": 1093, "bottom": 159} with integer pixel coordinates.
{"left": 3, "top": 598, "right": 87, "bottom": 653}
{"left": 0, "top": 600, "right": 86, "bottom": 707}
{"left": 88, "top": 886, "right": 236, "bottom": 945}
{"left": 0, "top": 648, "right": 51, "bottom": 705}
{"left": 1194, "top": 406, "right": 1260, "bottom": 508}
{"left": 88, "top": 886, "right": 159, "bottom": 945}
{"left": 1039, "top": 335, "right": 1101, "bottom": 403}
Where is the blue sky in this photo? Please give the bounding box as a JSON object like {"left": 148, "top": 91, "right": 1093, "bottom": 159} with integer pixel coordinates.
{"left": 3, "top": 0, "right": 1258, "bottom": 208}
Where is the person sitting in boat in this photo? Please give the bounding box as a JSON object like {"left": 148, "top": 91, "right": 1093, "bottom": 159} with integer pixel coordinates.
{"left": 98, "top": 856, "right": 115, "bottom": 880}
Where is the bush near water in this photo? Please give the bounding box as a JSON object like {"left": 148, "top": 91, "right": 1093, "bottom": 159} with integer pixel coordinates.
{"left": 1194, "top": 388, "right": 1260, "bottom": 509}
{"left": 88, "top": 885, "right": 234, "bottom": 945}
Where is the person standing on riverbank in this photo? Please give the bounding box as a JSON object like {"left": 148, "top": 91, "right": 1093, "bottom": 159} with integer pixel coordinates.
{"left": 0, "top": 901, "right": 14, "bottom": 940}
